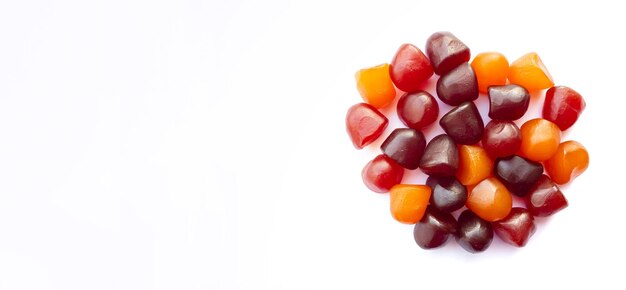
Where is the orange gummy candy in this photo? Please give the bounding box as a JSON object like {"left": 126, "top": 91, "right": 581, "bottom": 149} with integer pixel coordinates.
{"left": 390, "top": 184, "right": 431, "bottom": 224}
{"left": 508, "top": 52, "right": 554, "bottom": 91}
{"left": 355, "top": 64, "right": 397, "bottom": 108}
{"left": 456, "top": 145, "right": 494, "bottom": 186}
{"left": 520, "top": 118, "right": 561, "bottom": 162}
{"left": 471, "top": 52, "right": 509, "bottom": 93}
{"left": 545, "top": 141, "right": 589, "bottom": 184}
{"left": 467, "top": 177, "right": 513, "bottom": 222}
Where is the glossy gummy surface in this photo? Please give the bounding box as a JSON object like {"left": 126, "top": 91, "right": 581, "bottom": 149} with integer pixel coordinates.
{"left": 495, "top": 155, "right": 544, "bottom": 197}
{"left": 390, "top": 184, "right": 431, "bottom": 224}
{"left": 471, "top": 52, "right": 509, "bottom": 93}
{"left": 381, "top": 128, "right": 426, "bottom": 170}
{"left": 436, "top": 63, "right": 479, "bottom": 106}
{"left": 520, "top": 118, "right": 561, "bottom": 162}
{"left": 345, "top": 103, "right": 388, "bottom": 149}
{"left": 419, "top": 134, "right": 459, "bottom": 177}
{"left": 466, "top": 177, "right": 513, "bottom": 222}
{"left": 348, "top": 31, "right": 589, "bottom": 253}
{"left": 493, "top": 207, "right": 536, "bottom": 247}
{"left": 456, "top": 145, "right": 493, "bottom": 186}
{"left": 545, "top": 141, "right": 589, "bottom": 184}
{"left": 543, "top": 86, "right": 586, "bottom": 131}
{"left": 426, "top": 176, "right": 467, "bottom": 213}
{"left": 508, "top": 52, "right": 554, "bottom": 91}
{"left": 456, "top": 210, "right": 493, "bottom": 253}
{"left": 488, "top": 84, "right": 530, "bottom": 120}
{"left": 425, "top": 31, "right": 470, "bottom": 75}
{"left": 397, "top": 91, "right": 439, "bottom": 130}
{"left": 440, "top": 101, "right": 484, "bottom": 145}
{"left": 355, "top": 64, "right": 397, "bottom": 108}
{"left": 482, "top": 120, "right": 521, "bottom": 158}
{"left": 361, "top": 155, "right": 404, "bottom": 193}
{"left": 390, "top": 43, "right": 434, "bottom": 92}
{"left": 413, "top": 208, "right": 457, "bottom": 249}
{"left": 525, "top": 175, "right": 568, "bottom": 217}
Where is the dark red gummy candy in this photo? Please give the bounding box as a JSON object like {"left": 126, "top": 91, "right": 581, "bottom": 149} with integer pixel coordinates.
{"left": 362, "top": 154, "right": 404, "bottom": 193}
{"left": 390, "top": 43, "right": 434, "bottom": 92}
{"left": 525, "top": 175, "right": 568, "bottom": 217}
{"left": 482, "top": 120, "right": 521, "bottom": 158}
{"left": 346, "top": 103, "right": 388, "bottom": 149}
{"left": 493, "top": 207, "right": 536, "bottom": 247}
{"left": 543, "top": 86, "right": 586, "bottom": 131}
{"left": 397, "top": 91, "right": 439, "bottom": 130}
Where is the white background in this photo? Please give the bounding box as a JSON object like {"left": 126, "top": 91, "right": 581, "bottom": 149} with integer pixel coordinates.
{"left": 0, "top": 0, "right": 625, "bottom": 289}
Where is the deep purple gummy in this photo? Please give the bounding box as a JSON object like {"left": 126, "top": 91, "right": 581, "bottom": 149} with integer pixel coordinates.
{"left": 381, "top": 128, "right": 426, "bottom": 170}
{"left": 426, "top": 31, "right": 471, "bottom": 75}
{"left": 439, "top": 101, "right": 484, "bottom": 145}
{"left": 436, "top": 62, "right": 479, "bottom": 106}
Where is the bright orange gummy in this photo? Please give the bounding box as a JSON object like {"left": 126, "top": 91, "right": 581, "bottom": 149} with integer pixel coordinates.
{"left": 471, "top": 52, "right": 509, "bottom": 93}
{"left": 467, "top": 177, "right": 513, "bottom": 222}
{"left": 355, "top": 64, "right": 396, "bottom": 108}
{"left": 520, "top": 118, "right": 561, "bottom": 162}
{"left": 545, "top": 141, "right": 589, "bottom": 184}
{"left": 389, "top": 184, "right": 431, "bottom": 224}
{"left": 508, "top": 52, "right": 554, "bottom": 91}
{"left": 456, "top": 145, "right": 494, "bottom": 186}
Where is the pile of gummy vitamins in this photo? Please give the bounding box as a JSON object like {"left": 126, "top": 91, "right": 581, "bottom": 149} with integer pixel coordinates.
{"left": 346, "top": 31, "right": 589, "bottom": 253}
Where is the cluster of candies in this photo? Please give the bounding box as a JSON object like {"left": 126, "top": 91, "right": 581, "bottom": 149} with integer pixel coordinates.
{"left": 346, "top": 32, "right": 589, "bottom": 253}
